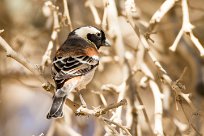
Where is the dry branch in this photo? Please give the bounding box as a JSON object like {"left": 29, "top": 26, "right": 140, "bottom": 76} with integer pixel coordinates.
{"left": 0, "top": 35, "right": 46, "bottom": 84}
{"left": 62, "top": 0, "right": 73, "bottom": 31}
{"left": 124, "top": 0, "right": 200, "bottom": 134}
{"left": 148, "top": 0, "right": 178, "bottom": 31}
{"left": 101, "top": 117, "right": 131, "bottom": 136}
{"left": 85, "top": 0, "right": 101, "bottom": 25}
{"left": 149, "top": 80, "right": 164, "bottom": 136}
{"left": 140, "top": 34, "right": 195, "bottom": 110}
{"left": 169, "top": 0, "right": 204, "bottom": 56}
{"left": 125, "top": 0, "right": 137, "bottom": 28}
{"left": 104, "top": 0, "right": 125, "bottom": 61}
{"left": 41, "top": 1, "right": 60, "bottom": 71}
{"left": 75, "top": 99, "right": 127, "bottom": 117}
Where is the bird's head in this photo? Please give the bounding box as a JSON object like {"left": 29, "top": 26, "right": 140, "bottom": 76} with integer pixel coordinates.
{"left": 69, "top": 26, "right": 110, "bottom": 49}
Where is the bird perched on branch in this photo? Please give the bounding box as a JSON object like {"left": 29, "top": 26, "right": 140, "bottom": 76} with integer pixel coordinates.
{"left": 47, "top": 26, "right": 110, "bottom": 119}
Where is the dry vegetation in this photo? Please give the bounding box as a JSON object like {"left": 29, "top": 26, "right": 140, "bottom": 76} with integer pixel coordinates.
{"left": 0, "top": 0, "right": 204, "bottom": 136}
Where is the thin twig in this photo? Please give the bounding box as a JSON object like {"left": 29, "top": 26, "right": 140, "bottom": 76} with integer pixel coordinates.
{"left": 101, "top": 117, "right": 132, "bottom": 136}
{"left": 41, "top": 1, "right": 60, "bottom": 71}
{"left": 180, "top": 102, "right": 202, "bottom": 136}
{"left": 148, "top": 0, "right": 178, "bottom": 31}
{"left": 104, "top": 121, "right": 120, "bottom": 135}
{"left": 0, "top": 36, "right": 46, "bottom": 84}
{"left": 149, "top": 80, "right": 164, "bottom": 136}
{"left": 169, "top": 0, "right": 204, "bottom": 56}
{"left": 75, "top": 99, "right": 127, "bottom": 117}
{"left": 124, "top": 0, "right": 137, "bottom": 28}
{"left": 85, "top": 0, "right": 101, "bottom": 25}
{"left": 62, "top": 0, "right": 73, "bottom": 31}
{"left": 91, "top": 90, "right": 108, "bottom": 106}
{"left": 98, "top": 99, "right": 127, "bottom": 116}
{"left": 105, "top": 0, "right": 125, "bottom": 61}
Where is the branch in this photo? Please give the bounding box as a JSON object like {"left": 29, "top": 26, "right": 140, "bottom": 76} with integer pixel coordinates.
{"left": 136, "top": 79, "right": 155, "bottom": 135}
{"left": 149, "top": 80, "right": 164, "bottom": 136}
{"left": 148, "top": 0, "right": 178, "bottom": 31}
{"left": 62, "top": 0, "right": 73, "bottom": 31}
{"left": 75, "top": 99, "right": 127, "bottom": 117}
{"left": 169, "top": 0, "right": 204, "bottom": 56}
{"left": 104, "top": 0, "right": 125, "bottom": 62}
{"left": 139, "top": 34, "right": 196, "bottom": 112}
{"left": 85, "top": 0, "right": 101, "bottom": 25}
{"left": 124, "top": 0, "right": 137, "bottom": 28}
{"left": 0, "top": 35, "right": 46, "bottom": 84}
{"left": 91, "top": 90, "right": 108, "bottom": 106}
{"left": 41, "top": 1, "right": 60, "bottom": 71}
{"left": 125, "top": 58, "right": 154, "bottom": 135}
{"left": 101, "top": 117, "right": 132, "bottom": 136}
{"left": 180, "top": 102, "right": 202, "bottom": 135}
{"left": 104, "top": 121, "right": 120, "bottom": 135}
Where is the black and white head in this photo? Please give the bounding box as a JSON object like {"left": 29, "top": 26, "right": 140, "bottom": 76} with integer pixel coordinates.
{"left": 69, "top": 26, "right": 110, "bottom": 49}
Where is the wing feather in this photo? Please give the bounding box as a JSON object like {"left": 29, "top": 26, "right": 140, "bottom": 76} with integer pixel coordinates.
{"left": 52, "top": 55, "right": 99, "bottom": 81}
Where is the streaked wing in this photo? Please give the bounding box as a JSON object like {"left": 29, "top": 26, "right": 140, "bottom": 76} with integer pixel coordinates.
{"left": 52, "top": 55, "right": 99, "bottom": 81}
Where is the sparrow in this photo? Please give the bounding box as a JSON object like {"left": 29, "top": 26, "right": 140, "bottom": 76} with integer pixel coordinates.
{"left": 47, "top": 26, "right": 110, "bottom": 119}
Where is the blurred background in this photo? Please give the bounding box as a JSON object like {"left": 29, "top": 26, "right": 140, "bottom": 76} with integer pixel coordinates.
{"left": 0, "top": 0, "right": 204, "bottom": 136}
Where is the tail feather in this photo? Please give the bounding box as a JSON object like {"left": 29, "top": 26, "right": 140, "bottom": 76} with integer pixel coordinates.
{"left": 47, "top": 95, "right": 66, "bottom": 119}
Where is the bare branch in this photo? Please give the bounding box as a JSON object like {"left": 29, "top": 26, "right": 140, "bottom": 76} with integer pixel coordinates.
{"left": 148, "top": 0, "right": 178, "bottom": 31}
{"left": 0, "top": 36, "right": 46, "bottom": 84}
{"left": 63, "top": 0, "right": 73, "bottom": 31}
{"left": 169, "top": 0, "right": 204, "bottom": 56}
{"left": 101, "top": 117, "right": 132, "bottom": 136}
{"left": 41, "top": 1, "right": 60, "bottom": 70}
{"left": 85, "top": 0, "right": 101, "bottom": 25}
{"left": 139, "top": 34, "right": 197, "bottom": 116}
{"left": 124, "top": 0, "right": 137, "bottom": 28}
{"left": 104, "top": 0, "right": 125, "bottom": 61}
{"left": 75, "top": 99, "right": 127, "bottom": 117}
{"left": 149, "top": 80, "right": 164, "bottom": 136}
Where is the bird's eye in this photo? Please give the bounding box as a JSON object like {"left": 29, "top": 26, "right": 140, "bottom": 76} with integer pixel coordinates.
{"left": 97, "top": 33, "right": 101, "bottom": 37}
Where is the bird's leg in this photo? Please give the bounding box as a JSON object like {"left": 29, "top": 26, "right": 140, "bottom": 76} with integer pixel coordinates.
{"left": 76, "top": 88, "right": 87, "bottom": 108}
{"left": 79, "top": 93, "right": 87, "bottom": 108}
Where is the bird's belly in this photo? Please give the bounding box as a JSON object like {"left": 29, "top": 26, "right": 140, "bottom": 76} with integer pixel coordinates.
{"left": 55, "top": 76, "right": 80, "bottom": 97}
{"left": 77, "top": 68, "right": 96, "bottom": 90}
{"left": 56, "top": 68, "right": 96, "bottom": 97}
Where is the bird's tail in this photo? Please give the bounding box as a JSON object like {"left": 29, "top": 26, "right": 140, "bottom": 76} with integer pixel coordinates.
{"left": 47, "top": 95, "right": 66, "bottom": 119}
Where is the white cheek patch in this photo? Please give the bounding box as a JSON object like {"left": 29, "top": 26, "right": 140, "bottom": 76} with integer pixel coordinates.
{"left": 75, "top": 26, "right": 100, "bottom": 39}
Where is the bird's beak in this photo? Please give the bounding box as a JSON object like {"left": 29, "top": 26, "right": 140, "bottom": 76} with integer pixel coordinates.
{"left": 103, "top": 39, "right": 111, "bottom": 47}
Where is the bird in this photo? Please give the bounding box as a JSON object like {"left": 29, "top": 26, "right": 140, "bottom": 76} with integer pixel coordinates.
{"left": 47, "top": 26, "right": 110, "bottom": 119}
